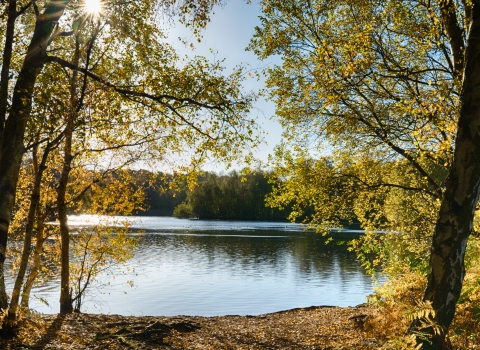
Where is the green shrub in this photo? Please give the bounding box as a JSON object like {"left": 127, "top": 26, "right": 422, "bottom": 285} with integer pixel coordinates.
{"left": 173, "top": 202, "right": 194, "bottom": 218}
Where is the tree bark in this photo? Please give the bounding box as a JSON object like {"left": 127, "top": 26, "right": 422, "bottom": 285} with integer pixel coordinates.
{"left": 409, "top": 2, "right": 480, "bottom": 348}
{"left": 0, "top": 0, "right": 69, "bottom": 309}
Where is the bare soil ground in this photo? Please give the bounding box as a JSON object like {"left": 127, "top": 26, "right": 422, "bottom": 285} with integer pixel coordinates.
{"left": 0, "top": 305, "right": 383, "bottom": 349}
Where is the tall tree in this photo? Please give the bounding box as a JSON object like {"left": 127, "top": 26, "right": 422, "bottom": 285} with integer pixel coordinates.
{"left": 414, "top": 2, "right": 480, "bottom": 348}
{"left": 250, "top": 0, "right": 479, "bottom": 347}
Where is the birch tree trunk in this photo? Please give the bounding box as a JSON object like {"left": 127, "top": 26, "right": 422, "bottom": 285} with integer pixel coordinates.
{"left": 409, "top": 2, "right": 480, "bottom": 348}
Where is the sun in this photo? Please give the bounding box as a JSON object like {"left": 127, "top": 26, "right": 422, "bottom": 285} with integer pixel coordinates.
{"left": 84, "top": 0, "right": 102, "bottom": 15}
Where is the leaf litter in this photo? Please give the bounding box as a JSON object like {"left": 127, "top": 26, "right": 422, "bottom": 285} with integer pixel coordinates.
{"left": 0, "top": 305, "right": 383, "bottom": 349}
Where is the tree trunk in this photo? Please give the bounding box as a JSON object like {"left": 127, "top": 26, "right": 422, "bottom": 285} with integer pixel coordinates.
{"left": 0, "top": 0, "right": 17, "bottom": 144}
{"left": 20, "top": 218, "right": 46, "bottom": 309}
{"left": 57, "top": 35, "right": 81, "bottom": 314}
{"left": 8, "top": 144, "right": 51, "bottom": 319}
{"left": 58, "top": 145, "right": 73, "bottom": 314}
{"left": 0, "top": 0, "right": 69, "bottom": 310}
{"left": 409, "top": 3, "right": 480, "bottom": 348}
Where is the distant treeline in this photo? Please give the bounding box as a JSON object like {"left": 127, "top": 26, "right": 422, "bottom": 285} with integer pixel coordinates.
{"left": 173, "top": 171, "right": 289, "bottom": 220}
{"left": 82, "top": 170, "right": 289, "bottom": 221}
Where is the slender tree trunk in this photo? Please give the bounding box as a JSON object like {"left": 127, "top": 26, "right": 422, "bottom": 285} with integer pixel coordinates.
{"left": 57, "top": 140, "right": 73, "bottom": 313}
{"left": 20, "top": 219, "right": 46, "bottom": 309}
{"left": 0, "top": 0, "right": 69, "bottom": 309}
{"left": 8, "top": 144, "right": 51, "bottom": 319}
{"left": 409, "top": 3, "right": 480, "bottom": 348}
{"left": 57, "top": 36, "right": 81, "bottom": 314}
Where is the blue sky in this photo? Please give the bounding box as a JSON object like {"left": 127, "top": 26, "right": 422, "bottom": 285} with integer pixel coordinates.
{"left": 167, "top": 1, "right": 283, "bottom": 170}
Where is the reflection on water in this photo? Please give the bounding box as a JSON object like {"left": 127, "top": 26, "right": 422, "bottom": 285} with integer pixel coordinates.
{"left": 12, "top": 216, "right": 377, "bottom": 316}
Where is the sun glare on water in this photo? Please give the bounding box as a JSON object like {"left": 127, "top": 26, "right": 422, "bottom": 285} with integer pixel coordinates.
{"left": 84, "top": 0, "right": 102, "bottom": 15}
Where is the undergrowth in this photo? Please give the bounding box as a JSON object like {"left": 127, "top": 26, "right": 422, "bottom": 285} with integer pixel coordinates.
{"left": 364, "top": 237, "right": 480, "bottom": 349}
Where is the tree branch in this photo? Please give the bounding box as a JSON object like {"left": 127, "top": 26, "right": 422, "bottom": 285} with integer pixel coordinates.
{"left": 44, "top": 55, "right": 237, "bottom": 141}
{"left": 44, "top": 55, "right": 232, "bottom": 111}
{"left": 16, "top": 0, "right": 36, "bottom": 18}
{"left": 439, "top": 0, "right": 465, "bottom": 79}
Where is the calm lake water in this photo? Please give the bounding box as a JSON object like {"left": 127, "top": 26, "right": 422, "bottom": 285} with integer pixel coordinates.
{"left": 8, "top": 216, "right": 377, "bottom": 316}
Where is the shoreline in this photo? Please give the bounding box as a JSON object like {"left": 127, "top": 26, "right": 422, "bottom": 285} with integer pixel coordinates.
{"left": 1, "top": 305, "right": 382, "bottom": 349}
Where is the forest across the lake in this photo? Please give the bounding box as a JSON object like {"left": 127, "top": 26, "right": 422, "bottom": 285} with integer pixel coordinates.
{"left": 89, "top": 169, "right": 292, "bottom": 221}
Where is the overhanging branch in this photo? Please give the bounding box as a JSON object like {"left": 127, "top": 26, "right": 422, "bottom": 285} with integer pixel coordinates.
{"left": 45, "top": 55, "right": 232, "bottom": 111}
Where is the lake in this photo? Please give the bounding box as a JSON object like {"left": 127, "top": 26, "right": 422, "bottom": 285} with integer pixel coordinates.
{"left": 8, "top": 216, "right": 378, "bottom": 316}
